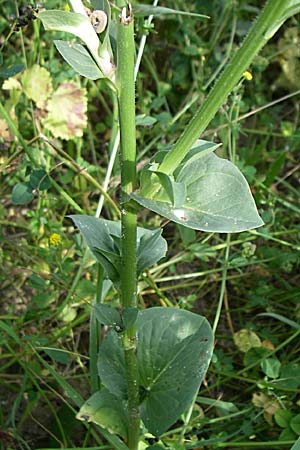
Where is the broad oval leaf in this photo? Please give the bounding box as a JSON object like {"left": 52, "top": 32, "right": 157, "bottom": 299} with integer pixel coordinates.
{"left": 76, "top": 389, "right": 128, "bottom": 439}
{"left": 54, "top": 40, "right": 103, "bottom": 80}
{"left": 98, "top": 307, "right": 213, "bottom": 436}
{"left": 12, "top": 182, "right": 34, "bottom": 204}
{"left": 21, "top": 65, "right": 53, "bottom": 108}
{"left": 38, "top": 10, "right": 99, "bottom": 54}
{"left": 137, "top": 308, "right": 213, "bottom": 436}
{"left": 132, "top": 150, "right": 264, "bottom": 233}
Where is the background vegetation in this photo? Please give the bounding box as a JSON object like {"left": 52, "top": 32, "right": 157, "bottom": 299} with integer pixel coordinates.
{"left": 1, "top": 0, "right": 300, "bottom": 449}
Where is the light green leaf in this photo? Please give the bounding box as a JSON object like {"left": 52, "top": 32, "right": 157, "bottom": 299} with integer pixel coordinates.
{"left": 153, "top": 172, "right": 186, "bottom": 208}
{"left": 234, "top": 329, "right": 262, "bottom": 353}
{"left": 132, "top": 145, "right": 264, "bottom": 233}
{"left": 134, "top": 5, "right": 209, "bottom": 19}
{"left": 21, "top": 65, "right": 53, "bottom": 108}
{"left": 276, "top": 364, "right": 300, "bottom": 389}
{"left": 54, "top": 40, "right": 103, "bottom": 80}
{"left": 38, "top": 10, "right": 99, "bottom": 54}
{"left": 43, "top": 82, "right": 87, "bottom": 140}
{"left": 280, "top": 428, "right": 297, "bottom": 441}
{"left": 98, "top": 307, "right": 213, "bottom": 436}
{"left": 291, "top": 415, "right": 300, "bottom": 436}
{"left": 275, "top": 409, "right": 293, "bottom": 428}
{"left": 76, "top": 389, "right": 128, "bottom": 439}
{"left": 136, "top": 114, "right": 157, "bottom": 127}
{"left": 290, "top": 436, "right": 300, "bottom": 450}
{"left": 261, "top": 357, "right": 281, "bottom": 379}
{"left": 58, "top": 304, "right": 77, "bottom": 322}
{"left": 12, "top": 182, "right": 34, "bottom": 204}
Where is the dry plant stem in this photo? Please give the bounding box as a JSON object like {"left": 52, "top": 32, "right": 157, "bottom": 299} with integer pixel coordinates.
{"left": 117, "top": 3, "right": 140, "bottom": 449}
{"left": 157, "top": 0, "right": 291, "bottom": 176}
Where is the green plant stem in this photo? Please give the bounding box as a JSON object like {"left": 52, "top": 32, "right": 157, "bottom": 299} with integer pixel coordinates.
{"left": 116, "top": 3, "right": 140, "bottom": 449}
{"left": 157, "top": 0, "right": 291, "bottom": 175}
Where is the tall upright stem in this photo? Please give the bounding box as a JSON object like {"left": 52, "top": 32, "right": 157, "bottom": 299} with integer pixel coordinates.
{"left": 157, "top": 0, "right": 291, "bottom": 175}
{"left": 116, "top": 3, "right": 140, "bottom": 449}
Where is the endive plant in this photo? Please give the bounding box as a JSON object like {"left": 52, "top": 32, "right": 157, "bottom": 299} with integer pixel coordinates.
{"left": 38, "top": 0, "right": 298, "bottom": 449}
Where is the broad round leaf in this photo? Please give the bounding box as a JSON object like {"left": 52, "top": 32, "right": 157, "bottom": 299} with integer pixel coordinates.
{"left": 43, "top": 82, "right": 88, "bottom": 140}
{"left": 21, "top": 65, "right": 53, "bottom": 108}
{"left": 132, "top": 151, "right": 264, "bottom": 233}
{"left": 98, "top": 307, "right": 213, "bottom": 436}
{"left": 12, "top": 182, "right": 34, "bottom": 204}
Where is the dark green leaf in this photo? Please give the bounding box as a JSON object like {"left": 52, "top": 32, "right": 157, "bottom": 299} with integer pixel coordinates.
{"left": 69, "top": 215, "right": 121, "bottom": 284}
{"left": 98, "top": 307, "right": 213, "bottom": 436}
{"left": 69, "top": 215, "right": 167, "bottom": 284}
{"left": 0, "top": 63, "right": 24, "bottom": 78}
{"left": 94, "top": 304, "right": 122, "bottom": 329}
{"left": 29, "top": 169, "right": 51, "bottom": 190}
{"left": 132, "top": 142, "right": 264, "bottom": 233}
{"left": 54, "top": 40, "right": 103, "bottom": 80}
{"left": 136, "top": 228, "right": 167, "bottom": 274}
{"left": 137, "top": 308, "right": 213, "bottom": 436}
{"left": 12, "top": 182, "right": 34, "bottom": 204}
{"left": 98, "top": 331, "right": 127, "bottom": 400}
{"left": 122, "top": 308, "right": 138, "bottom": 330}
{"left": 76, "top": 389, "right": 128, "bottom": 439}
{"left": 43, "top": 348, "right": 71, "bottom": 365}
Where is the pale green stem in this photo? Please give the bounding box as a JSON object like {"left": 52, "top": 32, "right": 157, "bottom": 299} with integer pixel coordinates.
{"left": 116, "top": 3, "right": 140, "bottom": 449}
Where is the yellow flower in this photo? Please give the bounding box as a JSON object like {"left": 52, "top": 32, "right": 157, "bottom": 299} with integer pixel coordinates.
{"left": 49, "top": 233, "right": 61, "bottom": 246}
{"left": 243, "top": 71, "right": 253, "bottom": 81}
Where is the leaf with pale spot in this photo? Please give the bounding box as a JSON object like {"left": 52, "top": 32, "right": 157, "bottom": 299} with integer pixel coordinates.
{"left": 43, "top": 82, "right": 87, "bottom": 140}
{"left": 22, "top": 65, "right": 53, "bottom": 109}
